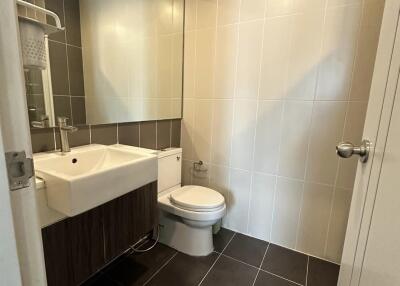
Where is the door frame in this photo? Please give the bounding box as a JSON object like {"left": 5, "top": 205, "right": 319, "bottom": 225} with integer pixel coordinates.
{"left": 339, "top": 1, "right": 400, "bottom": 285}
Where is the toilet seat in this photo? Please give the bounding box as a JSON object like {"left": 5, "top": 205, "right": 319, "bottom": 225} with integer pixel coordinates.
{"left": 158, "top": 186, "right": 226, "bottom": 222}
{"left": 170, "top": 185, "right": 225, "bottom": 212}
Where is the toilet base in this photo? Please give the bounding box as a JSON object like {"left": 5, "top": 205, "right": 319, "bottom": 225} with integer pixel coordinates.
{"left": 159, "top": 211, "right": 214, "bottom": 256}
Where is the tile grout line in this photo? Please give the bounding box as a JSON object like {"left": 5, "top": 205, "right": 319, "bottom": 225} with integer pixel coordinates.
{"left": 225, "top": 0, "right": 243, "bottom": 229}
{"left": 197, "top": 232, "right": 237, "bottom": 286}
{"left": 246, "top": 0, "right": 269, "bottom": 235}
{"left": 251, "top": 243, "right": 269, "bottom": 286}
{"left": 305, "top": 256, "right": 310, "bottom": 286}
{"left": 142, "top": 251, "right": 178, "bottom": 286}
{"left": 218, "top": 252, "right": 303, "bottom": 286}
{"left": 258, "top": 269, "right": 303, "bottom": 286}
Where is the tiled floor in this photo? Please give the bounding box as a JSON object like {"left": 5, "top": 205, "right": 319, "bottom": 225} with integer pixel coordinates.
{"left": 82, "top": 228, "right": 340, "bottom": 286}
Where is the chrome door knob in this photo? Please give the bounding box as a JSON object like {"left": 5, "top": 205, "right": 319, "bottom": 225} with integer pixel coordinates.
{"left": 336, "top": 140, "right": 371, "bottom": 163}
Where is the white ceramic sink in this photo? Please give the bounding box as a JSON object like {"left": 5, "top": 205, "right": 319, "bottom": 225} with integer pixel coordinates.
{"left": 34, "top": 144, "right": 157, "bottom": 216}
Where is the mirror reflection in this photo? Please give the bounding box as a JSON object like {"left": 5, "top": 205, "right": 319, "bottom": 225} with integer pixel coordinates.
{"left": 24, "top": 0, "right": 184, "bottom": 128}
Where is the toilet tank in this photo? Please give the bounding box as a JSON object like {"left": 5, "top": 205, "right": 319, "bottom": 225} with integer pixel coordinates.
{"left": 158, "top": 148, "right": 182, "bottom": 193}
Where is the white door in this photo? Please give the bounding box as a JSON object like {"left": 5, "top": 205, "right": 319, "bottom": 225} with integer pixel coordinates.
{"left": 0, "top": 0, "right": 48, "bottom": 285}
{"left": 339, "top": 0, "right": 400, "bottom": 285}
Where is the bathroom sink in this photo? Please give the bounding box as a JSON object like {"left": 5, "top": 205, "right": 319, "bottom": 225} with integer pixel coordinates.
{"left": 34, "top": 144, "right": 157, "bottom": 216}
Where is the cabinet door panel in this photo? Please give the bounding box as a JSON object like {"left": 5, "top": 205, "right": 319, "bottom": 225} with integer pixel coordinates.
{"left": 67, "top": 208, "right": 105, "bottom": 284}
{"left": 103, "top": 182, "right": 158, "bottom": 261}
{"left": 42, "top": 208, "right": 104, "bottom": 286}
{"left": 42, "top": 220, "right": 73, "bottom": 286}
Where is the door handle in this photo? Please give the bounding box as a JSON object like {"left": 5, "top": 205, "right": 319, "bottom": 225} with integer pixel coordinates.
{"left": 336, "top": 140, "right": 371, "bottom": 163}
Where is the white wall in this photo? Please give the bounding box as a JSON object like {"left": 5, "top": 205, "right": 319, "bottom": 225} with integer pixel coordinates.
{"left": 181, "top": 0, "right": 384, "bottom": 263}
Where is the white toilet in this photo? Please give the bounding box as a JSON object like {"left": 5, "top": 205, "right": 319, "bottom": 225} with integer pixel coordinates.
{"left": 157, "top": 148, "right": 226, "bottom": 256}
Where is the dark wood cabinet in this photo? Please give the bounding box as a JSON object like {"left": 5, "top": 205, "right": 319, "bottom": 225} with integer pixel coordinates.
{"left": 103, "top": 183, "right": 158, "bottom": 261}
{"left": 42, "top": 207, "right": 104, "bottom": 286}
{"left": 41, "top": 182, "right": 158, "bottom": 286}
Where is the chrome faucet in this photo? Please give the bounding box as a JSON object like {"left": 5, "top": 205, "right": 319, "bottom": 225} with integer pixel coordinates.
{"left": 57, "top": 117, "right": 78, "bottom": 153}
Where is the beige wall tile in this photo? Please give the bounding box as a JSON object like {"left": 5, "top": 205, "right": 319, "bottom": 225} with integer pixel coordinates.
{"left": 209, "top": 164, "right": 231, "bottom": 200}
{"left": 287, "top": 12, "right": 324, "bottom": 100}
{"left": 195, "top": 28, "right": 216, "bottom": 99}
{"left": 210, "top": 164, "right": 231, "bottom": 226}
{"left": 235, "top": 20, "right": 264, "bottom": 99}
{"left": 278, "top": 101, "right": 313, "bottom": 179}
{"left": 181, "top": 99, "right": 195, "bottom": 160}
{"left": 230, "top": 99, "right": 257, "bottom": 170}
{"left": 305, "top": 101, "right": 347, "bottom": 185}
{"left": 350, "top": 1, "right": 384, "bottom": 101}
{"left": 185, "top": 0, "right": 197, "bottom": 31}
{"left": 248, "top": 173, "right": 276, "bottom": 241}
{"left": 240, "top": 0, "right": 266, "bottom": 21}
{"left": 253, "top": 100, "right": 283, "bottom": 174}
{"left": 297, "top": 182, "right": 334, "bottom": 258}
{"left": 197, "top": 0, "right": 217, "bottom": 29}
{"left": 259, "top": 16, "right": 293, "bottom": 100}
{"left": 182, "top": 159, "right": 193, "bottom": 185}
{"left": 266, "top": 0, "right": 295, "bottom": 17}
{"left": 327, "top": 0, "right": 362, "bottom": 7}
{"left": 183, "top": 31, "right": 196, "bottom": 99}
{"left": 193, "top": 100, "right": 213, "bottom": 162}
{"left": 218, "top": 0, "right": 240, "bottom": 25}
{"left": 317, "top": 5, "right": 361, "bottom": 101}
{"left": 226, "top": 169, "right": 252, "bottom": 233}
{"left": 211, "top": 100, "right": 234, "bottom": 166}
{"left": 271, "top": 177, "right": 304, "bottom": 248}
{"left": 215, "top": 25, "right": 238, "bottom": 99}
{"left": 325, "top": 187, "right": 353, "bottom": 263}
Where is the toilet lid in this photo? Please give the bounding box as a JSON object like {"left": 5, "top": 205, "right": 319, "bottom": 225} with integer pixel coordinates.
{"left": 170, "top": 185, "right": 225, "bottom": 212}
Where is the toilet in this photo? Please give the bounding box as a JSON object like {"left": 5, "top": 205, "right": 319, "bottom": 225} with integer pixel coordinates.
{"left": 157, "top": 148, "right": 226, "bottom": 256}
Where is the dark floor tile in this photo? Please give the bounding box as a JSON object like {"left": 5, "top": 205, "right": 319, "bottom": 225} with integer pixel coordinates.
{"left": 201, "top": 255, "right": 258, "bottom": 286}
{"left": 307, "top": 257, "right": 339, "bottom": 286}
{"left": 105, "top": 243, "right": 176, "bottom": 286}
{"left": 147, "top": 252, "right": 218, "bottom": 286}
{"left": 223, "top": 233, "right": 268, "bottom": 267}
{"left": 261, "top": 244, "right": 307, "bottom": 285}
{"left": 254, "top": 271, "right": 298, "bottom": 286}
{"left": 213, "top": 228, "right": 235, "bottom": 253}
{"left": 81, "top": 272, "right": 119, "bottom": 286}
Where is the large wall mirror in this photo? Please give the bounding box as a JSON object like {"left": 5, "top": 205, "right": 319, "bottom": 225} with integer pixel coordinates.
{"left": 24, "top": 0, "right": 184, "bottom": 128}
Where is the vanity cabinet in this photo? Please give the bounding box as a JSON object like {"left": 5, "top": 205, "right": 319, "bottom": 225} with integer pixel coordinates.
{"left": 102, "top": 182, "right": 158, "bottom": 261}
{"left": 41, "top": 182, "right": 158, "bottom": 286}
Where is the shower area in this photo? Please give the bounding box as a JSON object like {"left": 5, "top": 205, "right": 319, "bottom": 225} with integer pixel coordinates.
{"left": 181, "top": 0, "right": 385, "bottom": 263}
